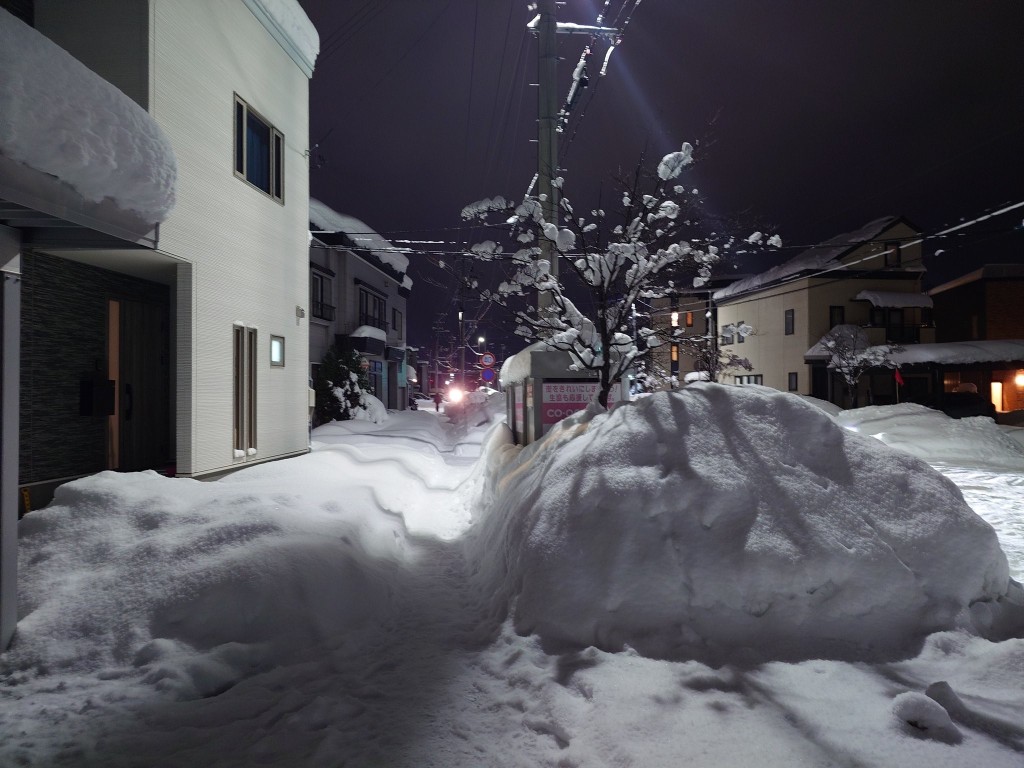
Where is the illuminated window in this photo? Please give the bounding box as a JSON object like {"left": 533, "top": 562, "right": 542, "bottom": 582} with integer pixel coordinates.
{"left": 270, "top": 335, "right": 285, "bottom": 367}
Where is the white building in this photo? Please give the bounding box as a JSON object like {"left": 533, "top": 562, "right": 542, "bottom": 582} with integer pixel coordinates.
{"left": 0, "top": 1, "right": 318, "bottom": 647}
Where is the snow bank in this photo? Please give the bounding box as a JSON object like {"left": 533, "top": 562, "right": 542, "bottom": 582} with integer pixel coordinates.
{"left": 0, "top": 8, "right": 177, "bottom": 222}
{"left": 10, "top": 465, "right": 407, "bottom": 698}
{"left": 474, "top": 384, "right": 1014, "bottom": 664}
{"left": 837, "top": 403, "right": 1024, "bottom": 471}
{"left": 351, "top": 392, "right": 388, "bottom": 423}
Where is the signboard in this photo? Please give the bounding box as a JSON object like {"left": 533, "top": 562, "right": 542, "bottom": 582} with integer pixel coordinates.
{"left": 480, "top": 351, "right": 496, "bottom": 367}
{"left": 541, "top": 381, "right": 600, "bottom": 432}
{"left": 480, "top": 367, "right": 496, "bottom": 383}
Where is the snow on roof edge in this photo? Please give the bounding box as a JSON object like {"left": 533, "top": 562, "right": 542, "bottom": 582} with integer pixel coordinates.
{"left": 714, "top": 216, "right": 904, "bottom": 301}
{"left": 243, "top": 0, "right": 319, "bottom": 77}
{"left": 309, "top": 198, "right": 411, "bottom": 280}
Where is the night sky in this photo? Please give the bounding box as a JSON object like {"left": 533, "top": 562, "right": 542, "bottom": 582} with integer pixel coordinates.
{"left": 298, "top": 0, "right": 1024, "bottom": 351}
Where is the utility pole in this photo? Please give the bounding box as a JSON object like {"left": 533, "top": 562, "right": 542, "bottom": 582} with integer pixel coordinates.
{"left": 537, "top": 0, "right": 559, "bottom": 313}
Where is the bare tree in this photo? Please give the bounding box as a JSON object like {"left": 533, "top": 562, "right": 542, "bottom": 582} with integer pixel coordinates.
{"left": 818, "top": 324, "right": 902, "bottom": 407}
{"left": 462, "top": 143, "right": 778, "bottom": 407}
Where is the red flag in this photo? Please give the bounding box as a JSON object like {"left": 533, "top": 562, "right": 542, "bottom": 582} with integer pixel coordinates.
{"left": 894, "top": 368, "right": 904, "bottom": 386}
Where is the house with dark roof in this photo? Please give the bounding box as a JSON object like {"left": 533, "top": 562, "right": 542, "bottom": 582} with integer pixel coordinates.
{"left": 712, "top": 216, "right": 934, "bottom": 405}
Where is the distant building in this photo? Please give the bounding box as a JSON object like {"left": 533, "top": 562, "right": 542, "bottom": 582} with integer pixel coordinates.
{"left": 713, "top": 216, "right": 934, "bottom": 405}
{"left": 928, "top": 264, "right": 1024, "bottom": 414}
{"left": 308, "top": 200, "right": 412, "bottom": 411}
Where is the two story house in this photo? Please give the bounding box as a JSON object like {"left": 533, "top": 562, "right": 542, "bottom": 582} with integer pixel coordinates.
{"left": 1, "top": 0, "right": 318, "bottom": 647}
{"left": 309, "top": 199, "right": 412, "bottom": 412}
{"left": 713, "top": 216, "right": 933, "bottom": 406}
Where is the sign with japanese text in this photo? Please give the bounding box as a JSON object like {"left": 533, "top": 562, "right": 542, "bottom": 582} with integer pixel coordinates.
{"left": 541, "top": 381, "right": 599, "bottom": 431}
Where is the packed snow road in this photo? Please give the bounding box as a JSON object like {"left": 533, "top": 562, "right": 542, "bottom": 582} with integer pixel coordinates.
{"left": 1, "top": 391, "right": 1022, "bottom": 767}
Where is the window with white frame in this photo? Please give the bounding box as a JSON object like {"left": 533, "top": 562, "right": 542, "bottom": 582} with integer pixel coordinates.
{"left": 234, "top": 95, "right": 284, "bottom": 202}
{"left": 736, "top": 374, "right": 763, "bottom": 385}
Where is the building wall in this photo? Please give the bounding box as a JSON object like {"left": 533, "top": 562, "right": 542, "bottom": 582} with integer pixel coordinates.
{"left": 35, "top": 0, "right": 150, "bottom": 109}
{"left": 986, "top": 281, "right": 1024, "bottom": 339}
{"left": 309, "top": 243, "right": 410, "bottom": 409}
{"left": 932, "top": 281, "right": 986, "bottom": 342}
{"left": 149, "top": 1, "right": 311, "bottom": 475}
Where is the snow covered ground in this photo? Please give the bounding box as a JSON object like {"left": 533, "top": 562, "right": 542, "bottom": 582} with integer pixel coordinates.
{"left": 1, "top": 386, "right": 1022, "bottom": 767}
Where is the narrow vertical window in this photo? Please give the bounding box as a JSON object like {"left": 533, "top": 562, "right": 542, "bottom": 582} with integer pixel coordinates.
{"left": 273, "top": 131, "right": 284, "bottom": 200}
{"left": 829, "top": 305, "right": 845, "bottom": 328}
{"left": 788, "top": 372, "right": 799, "bottom": 391}
{"left": 233, "top": 326, "right": 245, "bottom": 452}
{"left": 234, "top": 326, "right": 259, "bottom": 456}
{"left": 247, "top": 328, "right": 257, "bottom": 451}
{"left": 784, "top": 308, "right": 794, "bottom": 335}
{"left": 234, "top": 100, "right": 245, "bottom": 175}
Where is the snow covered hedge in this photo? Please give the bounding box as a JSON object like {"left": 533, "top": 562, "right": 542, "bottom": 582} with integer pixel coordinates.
{"left": 473, "top": 384, "right": 1017, "bottom": 664}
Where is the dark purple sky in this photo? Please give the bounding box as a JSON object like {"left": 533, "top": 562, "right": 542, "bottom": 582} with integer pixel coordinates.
{"left": 299, "top": 0, "right": 1024, "bottom": 349}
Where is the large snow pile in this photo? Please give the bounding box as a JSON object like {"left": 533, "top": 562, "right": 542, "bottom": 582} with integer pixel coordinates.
{"left": 0, "top": 8, "right": 177, "bottom": 222}
{"left": 474, "top": 384, "right": 1016, "bottom": 664}
{"left": 837, "top": 403, "right": 1024, "bottom": 471}
{"left": 8, "top": 463, "right": 409, "bottom": 698}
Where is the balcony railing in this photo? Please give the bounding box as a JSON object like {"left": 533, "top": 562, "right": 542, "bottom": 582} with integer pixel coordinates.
{"left": 883, "top": 325, "right": 920, "bottom": 344}
{"left": 358, "top": 312, "right": 387, "bottom": 331}
{"left": 312, "top": 300, "right": 335, "bottom": 321}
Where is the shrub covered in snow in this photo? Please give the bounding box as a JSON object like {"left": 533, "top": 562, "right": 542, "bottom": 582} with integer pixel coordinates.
{"left": 313, "top": 346, "right": 374, "bottom": 424}
{"left": 474, "top": 384, "right": 1016, "bottom": 664}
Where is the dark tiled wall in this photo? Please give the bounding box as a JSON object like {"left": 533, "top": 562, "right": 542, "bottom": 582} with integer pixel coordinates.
{"left": 20, "top": 252, "right": 168, "bottom": 485}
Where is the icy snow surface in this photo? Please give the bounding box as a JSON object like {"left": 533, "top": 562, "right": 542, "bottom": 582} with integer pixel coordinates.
{"left": 1, "top": 388, "right": 1023, "bottom": 767}
{"left": 0, "top": 8, "right": 177, "bottom": 221}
